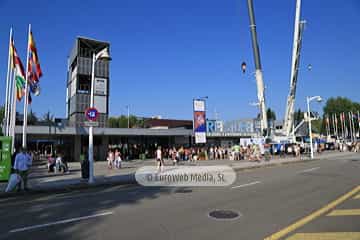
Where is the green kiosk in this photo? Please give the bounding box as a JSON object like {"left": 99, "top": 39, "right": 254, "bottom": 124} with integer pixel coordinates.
{"left": 0, "top": 136, "right": 12, "bottom": 182}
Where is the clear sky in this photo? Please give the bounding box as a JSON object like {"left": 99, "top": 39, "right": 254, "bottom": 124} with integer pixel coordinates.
{"left": 0, "top": 0, "right": 359, "bottom": 121}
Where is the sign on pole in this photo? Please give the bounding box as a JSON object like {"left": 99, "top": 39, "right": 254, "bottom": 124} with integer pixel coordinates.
{"left": 85, "top": 107, "right": 99, "bottom": 122}
{"left": 84, "top": 121, "right": 99, "bottom": 127}
{"left": 193, "top": 99, "right": 207, "bottom": 144}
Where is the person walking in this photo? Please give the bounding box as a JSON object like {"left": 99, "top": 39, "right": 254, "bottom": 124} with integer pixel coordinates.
{"left": 13, "top": 147, "right": 32, "bottom": 191}
{"left": 156, "top": 146, "right": 164, "bottom": 172}
{"left": 107, "top": 148, "right": 115, "bottom": 169}
{"left": 114, "top": 148, "right": 122, "bottom": 169}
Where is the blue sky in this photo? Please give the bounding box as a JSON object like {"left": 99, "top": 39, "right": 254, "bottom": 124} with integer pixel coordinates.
{"left": 0, "top": 0, "right": 359, "bottom": 121}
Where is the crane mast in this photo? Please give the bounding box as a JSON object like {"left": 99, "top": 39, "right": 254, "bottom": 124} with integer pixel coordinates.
{"left": 283, "top": 0, "right": 306, "bottom": 136}
{"left": 246, "top": 0, "right": 268, "bottom": 135}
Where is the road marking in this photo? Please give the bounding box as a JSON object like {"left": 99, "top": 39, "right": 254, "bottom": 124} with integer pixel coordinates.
{"left": 298, "top": 167, "right": 320, "bottom": 173}
{"left": 263, "top": 185, "right": 360, "bottom": 240}
{"left": 327, "top": 209, "right": 360, "bottom": 216}
{"left": 9, "top": 211, "right": 113, "bottom": 233}
{"left": 231, "top": 181, "right": 261, "bottom": 189}
{"left": 354, "top": 194, "right": 360, "bottom": 199}
{"left": 286, "top": 232, "right": 360, "bottom": 240}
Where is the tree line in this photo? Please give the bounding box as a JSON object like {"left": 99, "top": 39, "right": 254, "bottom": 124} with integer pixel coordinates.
{"left": 1, "top": 97, "right": 359, "bottom": 134}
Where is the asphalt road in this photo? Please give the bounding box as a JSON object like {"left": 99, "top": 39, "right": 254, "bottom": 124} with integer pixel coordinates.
{"left": 1, "top": 153, "right": 359, "bottom": 240}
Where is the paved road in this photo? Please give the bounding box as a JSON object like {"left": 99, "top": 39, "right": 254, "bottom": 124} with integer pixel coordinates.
{"left": 0, "top": 153, "right": 359, "bottom": 240}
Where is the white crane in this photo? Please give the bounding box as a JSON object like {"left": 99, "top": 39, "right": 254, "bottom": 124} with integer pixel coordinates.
{"left": 246, "top": 0, "right": 268, "bottom": 136}
{"left": 283, "top": 0, "right": 306, "bottom": 137}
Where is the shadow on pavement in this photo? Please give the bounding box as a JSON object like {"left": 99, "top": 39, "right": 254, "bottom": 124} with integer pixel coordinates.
{"left": 0, "top": 183, "right": 186, "bottom": 240}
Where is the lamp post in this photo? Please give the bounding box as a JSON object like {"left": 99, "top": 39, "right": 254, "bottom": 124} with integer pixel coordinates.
{"left": 126, "top": 105, "right": 130, "bottom": 128}
{"left": 88, "top": 47, "right": 111, "bottom": 184}
{"left": 306, "top": 95, "right": 322, "bottom": 159}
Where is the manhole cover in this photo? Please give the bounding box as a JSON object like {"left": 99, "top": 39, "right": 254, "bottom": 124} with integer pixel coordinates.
{"left": 208, "top": 210, "right": 240, "bottom": 220}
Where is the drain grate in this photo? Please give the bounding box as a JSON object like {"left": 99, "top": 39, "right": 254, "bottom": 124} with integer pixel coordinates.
{"left": 208, "top": 210, "right": 240, "bottom": 220}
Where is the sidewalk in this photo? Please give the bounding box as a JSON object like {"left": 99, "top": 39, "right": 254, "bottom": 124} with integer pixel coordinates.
{"left": 0, "top": 151, "right": 356, "bottom": 198}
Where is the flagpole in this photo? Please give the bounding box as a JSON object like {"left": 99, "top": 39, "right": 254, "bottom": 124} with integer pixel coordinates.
{"left": 22, "top": 24, "right": 31, "bottom": 148}
{"left": 358, "top": 111, "right": 360, "bottom": 138}
{"left": 4, "top": 28, "right": 13, "bottom": 136}
{"left": 349, "top": 112, "right": 353, "bottom": 142}
{"left": 334, "top": 114, "right": 338, "bottom": 138}
{"left": 344, "top": 112, "right": 348, "bottom": 140}
{"left": 350, "top": 111, "right": 356, "bottom": 142}
{"left": 341, "top": 113, "right": 345, "bottom": 140}
{"left": 331, "top": 114, "right": 335, "bottom": 136}
{"left": 10, "top": 68, "right": 17, "bottom": 153}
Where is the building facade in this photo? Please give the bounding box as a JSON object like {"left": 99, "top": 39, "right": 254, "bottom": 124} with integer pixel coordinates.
{"left": 66, "top": 37, "right": 110, "bottom": 127}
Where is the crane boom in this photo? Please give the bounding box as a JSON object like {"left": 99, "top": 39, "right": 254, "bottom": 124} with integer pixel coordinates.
{"left": 247, "top": 0, "right": 268, "bottom": 135}
{"left": 283, "top": 0, "right": 306, "bottom": 136}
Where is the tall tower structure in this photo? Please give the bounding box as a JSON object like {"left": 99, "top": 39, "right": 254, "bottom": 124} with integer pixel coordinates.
{"left": 66, "top": 37, "right": 110, "bottom": 127}
{"left": 246, "top": 0, "right": 268, "bottom": 136}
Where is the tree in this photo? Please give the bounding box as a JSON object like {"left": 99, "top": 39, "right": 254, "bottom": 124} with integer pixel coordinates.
{"left": 28, "top": 109, "right": 38, "bottom": 125}
{"left": 294, "top": 108, "right": 305, "bottom": 126}
{"left": 266, "top": 108, "right": 276, "bottom": 131}
{"left": 43, "top": 111, "right": 55, "bottom": 124}
{"left": 0, "top": 105, "right": 4, "bottom": 135}
{"left": 108, "top": 117, "right": 119, "bottom": 128}
{"left": 266, "top": 108, "right": 276, "bottom": 121}
{"left": 323, "top": 97, "right": 360, "bottom": 115}
{"left": 323, "top": 97, "right": 360, "bottom": 135}
{"left": 107, "top": 115, "right": 144, "bottom": 128}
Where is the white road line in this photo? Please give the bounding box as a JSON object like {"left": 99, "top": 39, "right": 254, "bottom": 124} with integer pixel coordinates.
{"left": 9, "top": 211, "right": 113, "bottom": 233}
{"left": 298, "top": 167, "right": 320, "bottom": 173}
{"left": 231, "top": 181, "right": 261, "bottom": 189}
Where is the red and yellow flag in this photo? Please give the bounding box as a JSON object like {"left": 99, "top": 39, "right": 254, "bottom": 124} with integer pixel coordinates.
{"left": 27, "top": 31, "right": 42, "bottom": 82}
{"left": 11, "top": 40, "right": 26, "bottom": 101}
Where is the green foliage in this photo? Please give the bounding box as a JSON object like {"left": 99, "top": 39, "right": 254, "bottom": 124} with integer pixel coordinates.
{"left": 0, "top": 105, "right": 4, "bottom": 135}
{"left": 28, "top": 109, "right": 38, "bottom": 125}
{"left": 323, "top": 97, "right": 360, "bottom": 115}
{"left": 266, "top": 108, "right": 276, "bottom": 121}
{"left": 107, "top": 115, "right": 144, "bottom": 128}
{"left": 108, "top": 117, "right": 119, "bottom": 128}
{"left": 0, "top": 105, "right": 4, "bottom": 123}
{"left": 294, "top": 108, "right": 305, "bottom": 126}
{"left": 323, "top": 97, "right": 360, "bottom": 135}
{"left": 43, "top": 111, "right": 54, "bottom": 123}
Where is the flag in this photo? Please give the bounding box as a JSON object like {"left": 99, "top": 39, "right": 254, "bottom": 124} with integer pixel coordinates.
{"left": 11, "top": 40, "right": 26, "bottom": 101}
{"left": 27, "top": 31, "right": 42, "bottom": 82}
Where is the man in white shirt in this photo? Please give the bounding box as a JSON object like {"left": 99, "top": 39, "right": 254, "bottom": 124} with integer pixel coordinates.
{"left": 156, "top": 146, "right": 164, "bottom": 172}
{"left": 14, "top": 147, "right": 32, "bottom": 191}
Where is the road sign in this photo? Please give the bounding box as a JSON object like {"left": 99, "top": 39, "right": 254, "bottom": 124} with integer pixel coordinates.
{"left": 85, "top": 108, "right": 99, "bottom": 121}
{"left": 84, "top": 121, "right": 99, "bottom": 127}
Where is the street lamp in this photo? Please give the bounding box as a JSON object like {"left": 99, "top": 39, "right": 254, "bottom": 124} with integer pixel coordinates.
{"left": 306, "top": 95, "right": 322, "bottom": 159}
{"left": 126, "top": 105, "right": 130, "bottom": 128}
{"left": 88, "top": 47, "right": 111, "bottom": 184}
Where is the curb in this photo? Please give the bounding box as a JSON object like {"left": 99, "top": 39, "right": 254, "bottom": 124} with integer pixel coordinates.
{"left": 0, "top": 152, "right": 356, "bottom": 199}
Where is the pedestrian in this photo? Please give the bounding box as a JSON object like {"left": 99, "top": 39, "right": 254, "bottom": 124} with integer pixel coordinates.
{"left": 156, "top": 146, "right": 164, "bottom": 172}
{"left": 171, "top": 147, "right": 177, "bottom": 166}
{"left": 280, "top": 144, "right": 286, "bottom": 158}
{"left": 13, "top": 147, "right": 32, "bottom": 191}
{"left": 107, "top": 148, "right": 114, "bottom": 169}
{"left": 114, "top": 148, "right": 122, "bottom": 169}
{"left": 55, "top": 153, "right": 69, "bottom": 174}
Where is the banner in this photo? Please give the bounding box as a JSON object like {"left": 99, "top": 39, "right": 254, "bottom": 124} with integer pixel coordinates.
{"left": 193, "top": 99, "right": 206, "bottom": 143}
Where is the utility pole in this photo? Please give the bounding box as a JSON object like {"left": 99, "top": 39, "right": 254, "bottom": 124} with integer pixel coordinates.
{"left": 246, "top": 0, "right": 268, "bottom": 135}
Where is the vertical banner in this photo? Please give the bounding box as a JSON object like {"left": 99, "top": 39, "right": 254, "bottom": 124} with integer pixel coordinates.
{"left": 193, "top": 99, "right": 207, "bottom": 144}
